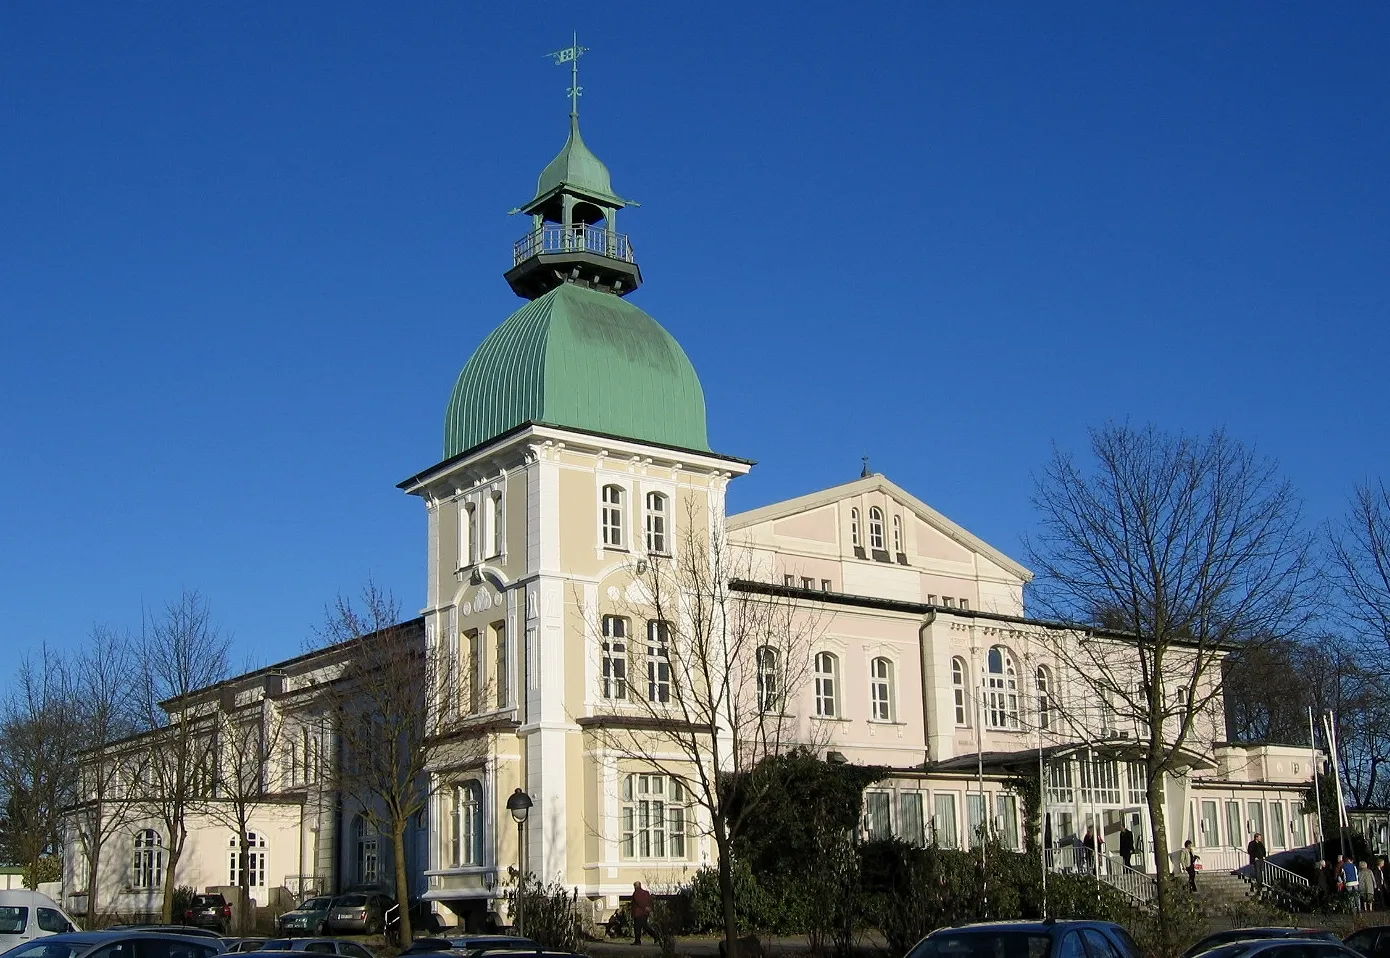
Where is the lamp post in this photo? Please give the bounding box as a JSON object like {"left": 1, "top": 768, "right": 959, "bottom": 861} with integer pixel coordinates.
{"left": 506, "top": 788, "right": 533, "bottom": 935}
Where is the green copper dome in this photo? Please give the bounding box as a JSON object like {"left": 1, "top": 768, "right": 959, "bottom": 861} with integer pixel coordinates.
{"left": 444, "top": 283, "right": 709, "bottom": 458}
{"left": 531, "top": 116, "right": 625, "bottom": 206}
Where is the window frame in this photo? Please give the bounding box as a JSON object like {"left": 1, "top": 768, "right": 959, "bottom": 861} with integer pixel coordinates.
{"left": 132, "top": 828, "right": 163, "bottom": 890}
{"left": 850, "top": 508, "right": 861, "bottom": 547}
{"left": 601, "top": 484, "right": 625, "bottom": 549}
{"left": 985, "top": 646, "right": 1020, "bottom": 730}
{"left": 813, "top": 651, "right": 840, "bottom": 718}
{"left": 601, "top": 615, "right": 629, "bottom": 701}
{"left": 869, "top": 656, "right": 895, "bottom": 722}
{"left": 755, "top": 645, "right": 781, "bottom": 713}
{"left": 951, "top": 656, "right": 969, "bottom": 727}
{"left": 892, "top": 514, "right": 903, "bottom": 553}
{"left": 1035, "top": 665, "right": 1052, "bottom": 731}
{"left": 228, "top": 831, "right": 267, "bottom": 888}
{"left": 646, "top": 620, "right": 672, "bottom": 704}
{"left": 489, "top": 493, "right": 504, "bottom": 558}
{"left": 868, "top": 507, "right": 885, "bottom": 550}
{"left": 644, "top": 492, "right": 668, "bottom": 555}
{"left": 620, "top": 773, "right": 689, "bottom": 861}
{"left": 449, "top": 780, "right": 484, "bottom": 867}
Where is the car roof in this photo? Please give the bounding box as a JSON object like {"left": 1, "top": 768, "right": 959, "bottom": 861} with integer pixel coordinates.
{"left": 932, "top": 921, "right": 1121, "bottom": 933}
{"left": 32, "top": 932, "right": 223, "bottom": 944}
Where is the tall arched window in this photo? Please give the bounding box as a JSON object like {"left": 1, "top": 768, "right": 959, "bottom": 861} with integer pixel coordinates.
{"left": 601, "top": 485, "right": 624, "bottom": 548}
{"left": 645, "top": 492, "right": 668, "bottom": 554}
{"left": 892, "top": 515, "right": 903, "bottom": 553}
{"left": 354, "top": 815, "right": 379, "bottom": 885}
{"left": 228, "top": 832, "right": 267, "bottom": 887}
{"left": 449, "top": 781, "right": 483, "bottom": 867}
{"left": 132, "top": 829, "right": 163, "bottom": 889}
{"left": 490, "top": 494, "right": 504, "bottom": 557}
{"left": 850, "top": 508, "right": 861, "bottom": 547}
{"left": 1035, "top": 666, "right": 1052, "bottom": 731}
{"left": 951, "top": 657, "right": 969, "bottom": 727}
{"left": 986, "top": 646, "right": 1020, "bottom": 729}
{"left": 870, "top": 657, "right": 895, "bottom": 722}
{"left": 647, "top": 620, "right": 671, "bottom": 703}
{"left": 814, "top": 652, "right": 839, "bottom": 718}
{"left": 601, "top": 615, "right": 628, "bottom": 700}
{"left": 459, "top": 503, "right": 477, "bottom": 566}
{"left": 755, "top": 646, "right": 780, "bottom": 713}
{"left": 868, "top": 508, "right": 886, "bottom": 550}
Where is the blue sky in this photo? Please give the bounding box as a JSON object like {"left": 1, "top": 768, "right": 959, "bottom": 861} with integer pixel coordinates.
{"left": 2, "top": 3, "right": 1387, "bottom": 676}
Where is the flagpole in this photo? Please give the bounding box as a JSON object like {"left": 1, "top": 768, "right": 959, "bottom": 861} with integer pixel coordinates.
{"left": 1309, "top": 706, "right": 1324, "bottom": 852}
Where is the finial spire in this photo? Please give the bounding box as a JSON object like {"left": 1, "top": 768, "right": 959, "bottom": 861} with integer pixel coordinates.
{"left": 861, "top": 456, "right": 872, "bottom": 479}
{"left": 548, "top": 32, "right": 589, "bottom": 118}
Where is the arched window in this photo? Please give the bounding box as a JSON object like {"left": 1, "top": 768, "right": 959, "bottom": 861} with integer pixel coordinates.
{"left": 601, "top": 615, "right": 628, "bottom": 700}
{"left": 1035, "top": 666, "right": 1052, "bottom": 731}
{"left": 601, "top": 485, "right": 624, "bottom": 548}
{"left": 850, "top": 509, "right": 861, "bottom": 548}
{"left": 132, "top": 829, "right": 163, "bottom": 889}
{"left": 986, "top": 646, "right": 1020, "bottom": 729}
{"left": 868, "top": 508, "right": 885, "bottom": 550}
{"left": 459, "top": 502, "right": 477, "bottom": 566}
{"left": 645, "top": 492, "right": 668, "bottom": 554}
{"left": 755, "top": 646, "right": 780, "bottom": 713}
{"left": 228, "top": 832, "right": 267, "bottom": 887}
{"left": 870, "top": 657, "right": 895, "bottom": 722}
{"left": 490, "top": 494, "right": 504, "bottom": 557}
{"left": 951, "top": 657, "right": 969, "bottom": 727}
{"left": 449, "top": 781, "right": 483, "bottom": 867}
{"left": 647, "top": 620, "right": 671, "bottom": 703}
{"left": 814, "top": 652, "right": 839, "bottom": 718}
{"left": 892, "top": 515, "right": 903, "bottom": 554}
{"left": 354, "top": 815, "right": 379, "bottom": 885}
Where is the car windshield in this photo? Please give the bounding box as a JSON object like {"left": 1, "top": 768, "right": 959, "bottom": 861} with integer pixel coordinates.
{"left": 4, "top": 943, "right": 88, "bottom": 958}
{"left": 193, "top": 897, "right": 223, "bottom": 907}
{"left": 913, "top": 932, "right": 1053, "bottom": 958}
{"left": 299, "top": 899, "right": 331, "bottom": 911}
{"left": 0, "top": 907, "right": 29, "bottom": 934}
{"left": 336, "top": 896, "right": 366, "bottom": 907}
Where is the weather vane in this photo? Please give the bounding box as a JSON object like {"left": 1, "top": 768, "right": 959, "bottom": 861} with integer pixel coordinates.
{"left": 547, "top": 32, "right": 589, "bottom": 117}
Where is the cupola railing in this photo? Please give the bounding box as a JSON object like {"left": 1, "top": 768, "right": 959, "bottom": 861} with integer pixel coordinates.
{"left": 513, "top": 223, "right": 635, "bottom": 266}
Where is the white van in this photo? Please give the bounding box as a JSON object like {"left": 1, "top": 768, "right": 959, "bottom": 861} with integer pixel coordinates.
{"left": 0, "top": 889, "right": 80, "bottom": 953}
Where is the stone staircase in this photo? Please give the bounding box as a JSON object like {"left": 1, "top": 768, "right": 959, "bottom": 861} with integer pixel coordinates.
{"left": 1192, "top": 871, "right": 1262, "bottom": 908}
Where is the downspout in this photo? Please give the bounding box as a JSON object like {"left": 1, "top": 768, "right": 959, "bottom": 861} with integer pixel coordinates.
{"left": 918, "top": 610, "right": 937, "bottom": 766}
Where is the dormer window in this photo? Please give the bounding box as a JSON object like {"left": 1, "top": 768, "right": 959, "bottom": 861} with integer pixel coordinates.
{"left": 850, "top": 508, "right": 861, "bottom": 548}
{"left": 602, "top": 485, "right": 625, "bottom": 548}
{"left": 645, "top": 492, "right": 668, "bottom": 554}
{"left": 868, "top": 508, "right": 885, "bottom": 550}
{"left": 892, "top": 515, "right": 903, "bottom": 553}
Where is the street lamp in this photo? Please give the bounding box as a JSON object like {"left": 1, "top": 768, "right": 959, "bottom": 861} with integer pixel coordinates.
{"left": 506, "top": 788, "right": 533, "bottom": 935}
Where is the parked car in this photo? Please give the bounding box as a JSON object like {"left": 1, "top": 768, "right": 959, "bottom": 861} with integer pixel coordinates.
{"left": 1345, "top": 928, "right": 1390, "bottom": 958}
{"left": 0, "top": 889, "right": 81, "bottom": 954}
{"left": 276, "top": 898, "right": 339, "bottom": 937}
{"left": 254, "top": 940, "right": 375, "bottom": 958}
{"left": 1185, "top": 940, "right": 1362, "bottom": 958}
{"left": 402, "top": 938, "right": 537, "bottom": 955}
{"left": 221, "top": 939, "right": 267, "bottom": 953}
{"left": 1184, "top": 929, "right": 1342, "bottom": 958}
{"left": 325, "top": 894, "right": 394, "bottom": 936}
{"left": 0, "top": 930, "right": 227, "bottom": 958}
{"left": 106, "top": 926, "right": 226, "bottom": 940}
{"left": 184, "top": 894, "right": 233, "bottom": 934}
{"left": 906, "top": 920, "right": 1143, "bottom": 958}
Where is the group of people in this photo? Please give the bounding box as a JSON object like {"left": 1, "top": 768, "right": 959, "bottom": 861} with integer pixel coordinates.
{"left": 1314, "top": 855, "right": 1390, "bottom": 911}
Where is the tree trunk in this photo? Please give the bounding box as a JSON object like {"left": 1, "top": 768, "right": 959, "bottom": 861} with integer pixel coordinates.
{"left": 712, "top": 819, "right": 738, "bottom": 958}
{"left": 1147, "top": 774, "right": 1172, "bottom": 955}
{"left": 392, "top": 821, "right": 412, "bottom": 943}
{"left": 85, "top": 828, "right": 103, "bottom": 925}
{"left": 239, "top": 825, "right": 252, "bottom": 935}
{"left": 161, "top": 844, "right": 182, "bottom": 924}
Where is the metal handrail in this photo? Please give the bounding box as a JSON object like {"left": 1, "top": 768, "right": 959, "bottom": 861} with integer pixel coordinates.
{"left": 513, "top": 224, "right": 635, "bottom": 266}
{"left": 1102, "top": 854, "right": 1158, "bottom": 905}
{"left": 1254, "top": 858, "right": 1311, "bottom": 888}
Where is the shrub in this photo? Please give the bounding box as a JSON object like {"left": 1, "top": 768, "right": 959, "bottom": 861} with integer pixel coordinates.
{"left": 504, "top": 874, "right": 585, "bottom": 951}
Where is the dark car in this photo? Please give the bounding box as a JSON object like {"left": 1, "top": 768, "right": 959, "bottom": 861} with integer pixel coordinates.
{"left": 1184, "top": 929, "right": 1342, "bottom": 958}
{"left": 183, "top": 896, "right": 233, "bottom": 935}
{"left": 107, "top": 926, "right": 228, "bottom": 941}
{"left": 276, "top": 898, "right": 339, "bottom": 937}
{"left": 325, "top": 894, "right": 393, "bottom": 936}
{"left": 1, "top": 930, "right": 228, "bottom": 958}
{"left": 1345, "top": 928, "right": 1390, "bottom": 958}
{"left": 403, "top": 938, "right": 537, "bottom": 955}
{"left": 253, "top": 940, "right": 375, "bottom": 958}
{"left": 1189, "top": 940, "right": 1362, "bottom": 958}
{"left": 906, "top": 920, "right": 1142, "bottom": 958}
{"left": 220, "top": 940, "right": 267, "bottom": 954}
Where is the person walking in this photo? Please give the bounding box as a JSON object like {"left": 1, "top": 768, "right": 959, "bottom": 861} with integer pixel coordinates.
{"left": 1082, "top": 825, "right": 1104, "bottom": 872}
{"left": 1359, "top": 861, "right": 1377, "bottom": 912}
{"left": 1315, "top": 860, "right": 1332, "bottom": 908}
{"left": 630, "top": 881, "right": 653, "bottom": 946}
{"left": 1119, "top": 823, "right": 1135, "bottom": 869}
{"left": 1248, "top": 832, "right": 1268, "bottom": 889}
{"left": 1180, "top": 840, "right": 1199, "bottom": 892}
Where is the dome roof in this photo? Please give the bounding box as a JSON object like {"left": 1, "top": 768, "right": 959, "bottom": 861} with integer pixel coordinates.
{"left": 444, "top": 283, "right": 709, "bottom": 458}
{"left": 531, "top": 116, "right": 624, "bottom": 206}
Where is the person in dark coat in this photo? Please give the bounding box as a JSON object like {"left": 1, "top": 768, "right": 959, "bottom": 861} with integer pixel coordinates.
{"left": 1119, "top": 824, "right": 1135, "bottom": 868}
{"left": 1315, "top": 859, "right": 1333, "bottom": 908}
{"left": 1248, "top": 833, "right": 1268, "bottom": 888}
{"left": 1082, "top": 825, "right": 1103, "bottom": 872}
{"left": 630, "top": 881, "right": 653, "bottom": 946}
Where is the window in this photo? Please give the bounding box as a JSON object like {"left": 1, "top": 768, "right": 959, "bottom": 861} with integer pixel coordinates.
{"left": 1046, "top": 762, "right": 1074, "bottom": 805}
{"left": 967, "top": 793, "right": 987, "bottom": 847}
{"left": 900, "top": 792, "right": 926, "bottom": 846}
{"left": 228, "top": 832, "right": 267, "bottom": 887}
{"left": 1078, "top": 759, "right": 1121, "bottom": 805}
{"left": 959, "top": 598, "right": 969, "bottom": 610}
{"left": 944, "top": 596, "right": 956, "bottom": 608}
{"left": 985, "top": 646, "right": 1019, "bottom": 729}
{"left": 1125, "top": 762, "right": 1146, "bottom": 805}
{"left": 449, "top": 781, "right": 483, "bottom": 866}
{"left": 601, "top": 616, "right": 628, "bottom": 700}
{"left": 1035, "top": 666, "right": 1052, "bottom": 731}
{"left": 458, "top": 501, "right": 475, "bottom": 567}
{"left": 1200, "top": 800, "right": 1220, "bottom": 848}
{"left": 645, "top": 492, "right": 667, "bottom": 554}
{"left": 466, "top": 629, "right": 482, "bottom": 713}
{"left": 869, "top": 507, "right": 885, "bottom": 550}
{"left": 821, "top": 579, "right": 832, "bottom": 592}
{"left": 850, "top": 508, "right": 861, "bottom": 547}
{"left": 1226, "top": 801, "right": 1243, "bottom": 849}
{"left": 892, "top": 515, "right": 903, "bottom": 553}
{"left": 800, "top": 577, "right": 814, "bottom": 589}
{"left": 952, "top": 657, "right": 969, "bottom": 727}
{"left": 354, "top": 816, "right": 379, "bottom": 885}
{"left": 35, "top": 908, "right": 69, "bottom": 934}
{"left": 783, "top": 574, "right": 796, "bottom": 586}
{"left": 1248, "top": 800, "right": 1265, "bottom": 839}
{"left": 494, "top": 623, "right": 509, "bottom": 709}
{"left": 1290, "top": 809, "right": 1307, "bottom": 847}
{"left": 814, "top": 652, "right": 839, "bottom": 718}
{"left": 865, "top": 791, "right": 892, "bottom": 840}
{"left": 756, "top": 646, "right": 781, "bottom": 713}
{"left": 601, "top": 485, "right": 624, "bottom": 548}
{"left": 132, "top": 829, "right": 163, "bottom": 889}
{"left": 647, "top": 620, "right": 671, "bottom": 703}
{"left": 933, "top": 793, "right": 959, "bottom": 849}
{"left": 996, "top": 794, "right": 1019, "bottom": 850}
{"left": 621, "top": 774, "right": 688, "bottom": 860}
{"left": 1269, "top": 802, "right": 1287, "bottom": 848}
{"left": 870, "top": 657, "right": 894, "bottom": 722}
{"left": 442, "top": 609, "right": 459, "bottom": 719}
{"left": 489, "top": 494, "right": 503, "bottom": 557}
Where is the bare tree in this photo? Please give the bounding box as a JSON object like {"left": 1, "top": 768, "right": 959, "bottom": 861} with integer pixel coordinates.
{"left": 1330, "top": 481, "right": 1390, "bottom": 655}
{"left": 1026, "top": 423, "right": 1311, "bottom": 942}
{"left": 69, "top": 625, "right": 140, "bottom": 921}
{"left": 318, "top": 582, "right": 431, "bottom": 943}
{"left": 586, "top": 507, "right": 826, "bottom": 958}
{"left": 136, "top": 591, "right": 230, "bottom": 923}
{"left": 0, "top": 646, "right": 84, "bottom": 888}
